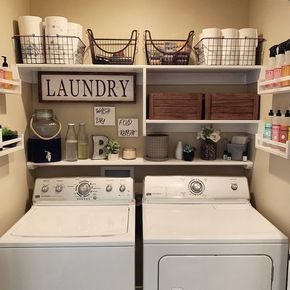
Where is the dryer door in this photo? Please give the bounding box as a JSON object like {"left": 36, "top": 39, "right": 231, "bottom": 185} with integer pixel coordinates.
{"left": 159, "top": 255, "right": 272, "bottom": 290}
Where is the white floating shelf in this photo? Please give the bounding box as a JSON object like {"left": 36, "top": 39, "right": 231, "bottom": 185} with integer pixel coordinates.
{"left": 146, "top": 120, "right": 259, "bottom": 134}
{"left": 255, "top": 134, "right": 290, "bottom": 159}
{"left": 0, "top": 78, "right": 21, "bottom": 95}
{"left": 17, "top": 64, "right": 262, "bottom": 84}
{"left": 258, "top": 75, "right": 290, "bottom": 95}
{"left": 0, "top": 134, "right": 24, "bottom": 157}
{"left": 27, "top": 157, "right": 253, "bottom": 170}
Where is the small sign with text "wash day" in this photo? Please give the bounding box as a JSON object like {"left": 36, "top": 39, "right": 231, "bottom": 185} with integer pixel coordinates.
{"left": 38, "top": 72, "right": 136, "bottom": 102}
{"left": 94, "top": 107, "right": 115, "bottom": 126}
{"left": 118, "top": 119, "right": 138, "bottom": 137}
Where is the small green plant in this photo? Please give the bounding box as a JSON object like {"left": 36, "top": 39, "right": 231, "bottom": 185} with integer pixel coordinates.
{"left": 105, "top": 139, "right": 120, "bottom": 154}
{"left": 183, "top": 144, "right": 196, "bottom": 153}
{"left": 2, "top": 127, "right": 17, "bottom": 137}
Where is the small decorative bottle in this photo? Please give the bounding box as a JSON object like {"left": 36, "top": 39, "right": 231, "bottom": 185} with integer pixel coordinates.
{"left": 65, "top": 123, "right": 78, "bottom": 161}
{"left": 175, "top": 141, "right": 183, "bottom": 160}
{"left": 77, "top": 123, "right": 89, "bottom": 159}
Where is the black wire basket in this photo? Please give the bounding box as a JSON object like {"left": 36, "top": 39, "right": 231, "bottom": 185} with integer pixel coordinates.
{"left": 87, "top": 29, "right": 138, "bottom": 65}
{"left": 194, "top": 37, "right": 266, "bottom": 66}
{"left": 13, "top": 35, "right": 86, "bottom": 64}
{"left": 144, "top": 30, "right": 195, "bottom": 65}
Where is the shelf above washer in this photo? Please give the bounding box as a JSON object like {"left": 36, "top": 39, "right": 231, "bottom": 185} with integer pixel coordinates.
{"left": 27, "top": 157, "right": 253, "bottom": 170}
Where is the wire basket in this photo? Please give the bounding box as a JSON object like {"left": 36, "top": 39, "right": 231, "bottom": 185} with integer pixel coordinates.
{"left": 87, "top": 29, "right": 138, "bottom": 65}
{"left": 194, "top": 37, "right": 266, "bottom": 66}
{"left": 144, "top": 30, "right": 195, "bottom": 65}
{"left": 13, "top": 35, "right": 86, "bottom": 64}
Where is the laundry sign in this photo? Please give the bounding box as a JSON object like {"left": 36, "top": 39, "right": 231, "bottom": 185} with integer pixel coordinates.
{"left": 38, "top": 72, "right": 136, "bottom": 102}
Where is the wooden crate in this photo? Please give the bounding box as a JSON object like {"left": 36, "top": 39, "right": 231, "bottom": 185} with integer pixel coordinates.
{"left": 205, "top": 93, "right": 260, "bottom": 120}
{"left": 149, "top": 93, "right": 203, "bottom": 120}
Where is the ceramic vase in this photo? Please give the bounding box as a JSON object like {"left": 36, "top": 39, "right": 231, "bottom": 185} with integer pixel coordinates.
{"left": 175, "top": 141, "right": 183, "bottom": 160}
{"left": 200, "top": 139, "right": 217, "bottom": 160}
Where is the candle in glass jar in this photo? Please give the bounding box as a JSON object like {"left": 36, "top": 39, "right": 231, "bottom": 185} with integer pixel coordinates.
{"left": 122, "top": 148, "right": 136, "bottom": 160}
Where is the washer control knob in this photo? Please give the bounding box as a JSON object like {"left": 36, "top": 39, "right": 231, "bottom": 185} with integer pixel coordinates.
{"left": 189, "top": 180, "right": 204, "bottom": 195}
{"left": 55, "top": 184, "right": 63, "bottom": 193}
{"left": 41, "top": 185, "right": 49, "bottom": 193}
{"left": 77, "top": 182, "right": 91, "bottom": 196}
{"left": 119, "top": 185, "right": 126, "bottom": 192}
{"left": 231, "top": 183, "right": 238, "bottom": 191}
{"left": 106, "top": 185, "right": 113, "bottom": 192}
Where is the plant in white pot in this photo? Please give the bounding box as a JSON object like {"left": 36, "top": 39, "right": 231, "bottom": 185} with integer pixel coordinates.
{"left": 106, "top": 139, "right": 120, "bottom": 161}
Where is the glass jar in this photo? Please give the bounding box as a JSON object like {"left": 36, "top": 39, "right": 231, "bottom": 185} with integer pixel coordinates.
{"left": 77, "top": 123, "right": 89, "bottom": 159}
{"left": 65, "top": 123, "right": 78, "bottom": 161}
{"left": 30, "top": 109, "right": 61, "bottom": 140}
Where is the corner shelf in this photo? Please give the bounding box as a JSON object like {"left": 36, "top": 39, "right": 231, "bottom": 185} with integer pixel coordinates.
{"left": 0, "top": 134, "right": 24, "bottom": 157}
{"left": 258, "top": 76, "right": 290, "bottom": 95}
{"left": 0, "top": 78, "right": 21, "bottom": 95}
{"left": 27, "top": 157, "right": 253, "bottom": 170}
{"left": 255, "top": 134, "right": 290, "bottom": 159}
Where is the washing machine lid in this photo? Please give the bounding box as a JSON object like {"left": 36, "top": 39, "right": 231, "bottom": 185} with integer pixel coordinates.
{"left": 143, "top": 203, "right": 288, "bottom": 244}
{"left": 0, "top": 205, "right": 135, "bottom": 247}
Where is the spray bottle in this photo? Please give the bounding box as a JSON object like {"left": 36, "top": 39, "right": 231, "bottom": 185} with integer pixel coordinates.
{"left": 265, "top": 45, "right": 277, "bottom": 89}
{"left": 274, "top": 42, "right": 286, "bottom": 87}
{"left": 282, "top": 39, "right": 290, "bottom": 87}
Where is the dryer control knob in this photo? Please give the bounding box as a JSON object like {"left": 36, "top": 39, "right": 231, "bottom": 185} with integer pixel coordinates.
{"left": 106, "top": 185, "right": 113, "bottom": 192}
{"left": 189, "top": 180, "right": 204, "bottom": 195}
{"left": 119, "top": 185, "right": 126, "bottom": 192}
{"left": 41, "top": 185, "right": 49, "bottom": 193}
{"left": 231, "top": 183, "right": 238, "bottom": 191}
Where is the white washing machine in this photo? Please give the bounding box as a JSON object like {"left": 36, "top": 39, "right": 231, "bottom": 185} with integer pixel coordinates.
{"left": 0, "top": 177, "right": 135, "bottom": 290}
{"left": 143, "top": 176, "right": 288, "bottom": 290}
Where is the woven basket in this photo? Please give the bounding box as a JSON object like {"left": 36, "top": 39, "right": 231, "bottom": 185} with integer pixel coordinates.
{"left": 145, "top": 134, "right": 169, "bottom": 161}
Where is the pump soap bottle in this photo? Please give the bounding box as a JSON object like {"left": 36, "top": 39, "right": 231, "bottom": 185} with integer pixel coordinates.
{"left": 274, "top": 42, "right": 286, "bottom": 88}
{"left": 2, "top": 56, "right": 12, "bottom": 89}
{"left": 282, "top": 39, "right": 290, "bottom": 87}
{"left": 263, "top": 109, "right": 274, "bottom": 140}
{"left": 286, "top": 110, "right": 290, "bottom": 141}
{"left": 265, "top": 45, "right": 277, "bottom": 89}
{"left": 279, "top": 112, "right": 289, "bottom": 143}
{"left": 272, "top": 110, "right": 282, "bottom": 142}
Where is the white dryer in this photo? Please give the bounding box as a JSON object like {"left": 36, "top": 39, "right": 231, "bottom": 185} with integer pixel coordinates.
{"left": 143, "top": 176, "right": 288, "bottom": 290}
{"left": 0, "top": 177, "right": 135, "bottom": 290}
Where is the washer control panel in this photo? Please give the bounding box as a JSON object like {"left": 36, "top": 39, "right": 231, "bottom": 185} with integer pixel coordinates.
{"left": 143, "top": 176, "right": 249, "bottom": 202}
{"left": 33, "top": 177, "right": 133, "bottom": 203}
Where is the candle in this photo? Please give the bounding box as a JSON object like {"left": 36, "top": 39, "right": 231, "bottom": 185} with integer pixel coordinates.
{"left": 122, "top": 148, "right": 136, "bottom": 160}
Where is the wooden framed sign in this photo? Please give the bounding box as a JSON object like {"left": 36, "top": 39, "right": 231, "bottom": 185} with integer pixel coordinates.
{"left": 38, "top": 72, "right": 136, "bottom": 102}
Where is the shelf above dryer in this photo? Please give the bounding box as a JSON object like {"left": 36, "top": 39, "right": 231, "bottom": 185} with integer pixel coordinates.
{"left": 27, "top": 157, "right": 253, "bottom": 170}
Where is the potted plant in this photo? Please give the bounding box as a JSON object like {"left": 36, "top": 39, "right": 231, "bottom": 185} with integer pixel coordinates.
{"left": 2, "top": 127, "right": 18, "bottom": 148}
{"left": 197, "top": 127, "right": 221, "bottom": 160}
{"left": 183, "top": 144, "right": 196, "bottom": 161}
{"left": 105, "top": 139, "right": 120, "bottom": 161}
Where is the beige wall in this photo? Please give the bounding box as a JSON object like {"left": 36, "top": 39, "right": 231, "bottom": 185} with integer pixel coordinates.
{"left": 249, "top": 0, "right": 290, "bottom": 238}
{"left": 0, "top": 0, "right": 31, "bottom": 235}
{"left": 30, "top": 0, "right": 250, "bottom": 64}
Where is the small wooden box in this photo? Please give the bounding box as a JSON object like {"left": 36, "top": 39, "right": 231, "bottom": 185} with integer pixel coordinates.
{"left": 205, "top": 93, "right": 260, "bottom": 120}
{"left": 149, "top": 93, "right": 203, "bottom": 120}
